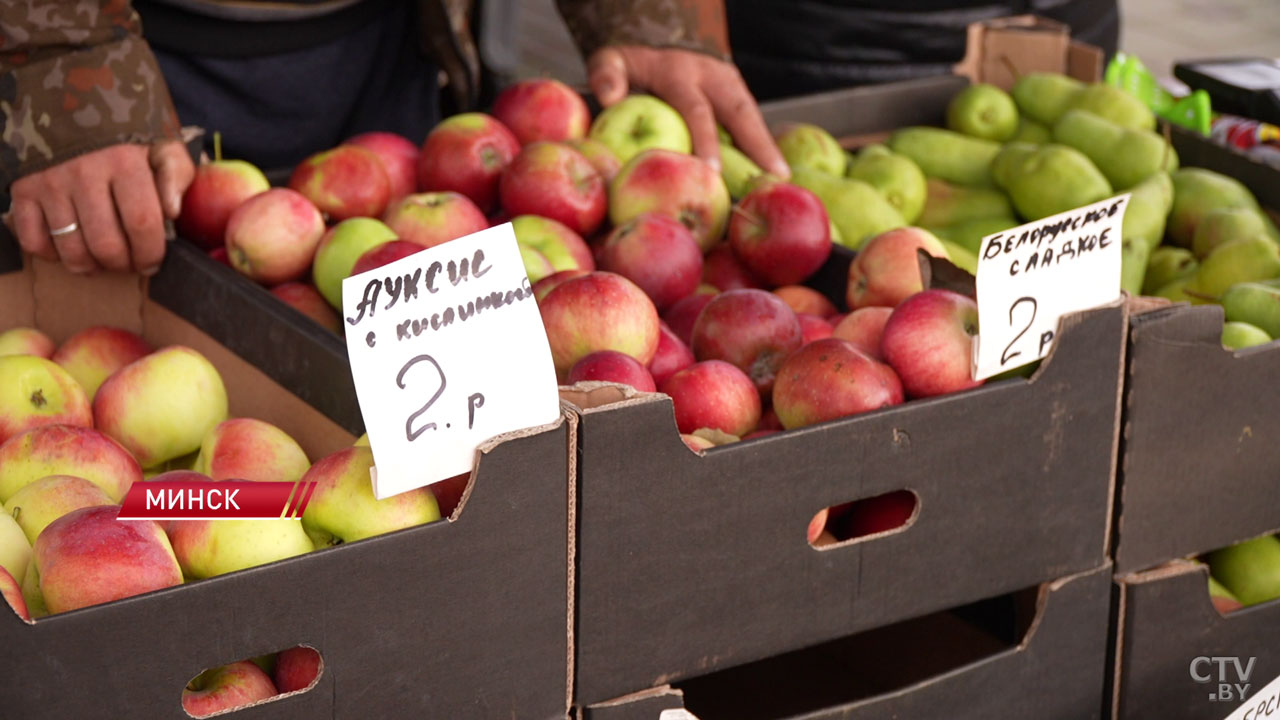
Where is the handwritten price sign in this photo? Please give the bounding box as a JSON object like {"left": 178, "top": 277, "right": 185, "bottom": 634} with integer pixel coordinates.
{"left": 973, "top": 194, "right": 1129, "bottom": 380}
{"left": 341, "top": 224, "right": 560, "bottom": 499}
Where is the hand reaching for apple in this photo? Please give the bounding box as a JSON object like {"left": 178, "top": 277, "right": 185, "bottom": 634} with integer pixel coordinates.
{"left": 6, "top": 141, "right": 194, "bottom": 276}
{"left": 588, "top": 46, "right": 789, "bottom": 179}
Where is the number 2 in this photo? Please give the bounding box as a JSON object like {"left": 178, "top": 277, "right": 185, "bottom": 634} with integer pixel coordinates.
{"left": 1001, "top": 296, "right": 1037, "bottom": 366}
{"left": 397, "top": 354, "right": 446, "bottom": 441}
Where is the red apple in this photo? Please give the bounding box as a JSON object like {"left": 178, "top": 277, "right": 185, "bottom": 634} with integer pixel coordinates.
{"left": 881, "top": 289, "right": 982, "bottom": 399}
{"left": 430, "top": 472, "right": 470, "bottom": 518}
{"left": 832, "top": 306, "right": 894, "bottom": 361}
{"left": 692, "top": 289, "right": 803, "bottom": 395}
{"left": 274, "top": 646, "right": 323, "bottom": 694}
{"left": 842, "top": 490, "right": 916, "bottom": 538}
{"left": 225, "top": 188, "right": 326, "bottom": 285}
{"left": 743, "top": 429, "right": 779, "bottom": 440}
{"left": 663, "top": 292, "right": 717, "bottom": 347}
{"left": 660, "top": 360, "right": 761, "bottom": 436}
{"left": 798, "top": 313, "right": 834, "bottom": 344}
{"left": 757, "top": 405, "right": 783, "bottom": 431}
{"left": 702, "top": 243, "right": 762, "bottom": 292}
{"left": 0, "top": 565, "right": 28, "bottom": 621}
{"left": 351, "top": 240, "right": 426, "bottom": 276}
{"left": 382, "top": 191, "right": 489, "bottom": 250}
{"left": 418, "top": 112, "right": 520, "bottom": 213}
{"left": 680, "top": 434, "right": 716, "bottom": 452}
{"left": 289, "top": 144, "right": 391, "bottom": 221}
{"left": 567, "top": 350, "right": 657, "bottom": 392}
{"left": 270, "top": 283, "right": 343, "bottom": 334}
{"left": 208, "top": 247, "right": 232, "bottom": 266}
{"left": 773, "top": 286, "right": 837, "bottom": 318}
{"left": 610, "top": 149, "right": 731, "bottom": 252}
{"left": 565, "top": 138, "right": 622, "bottom": 183}
{"left": 538, "top": 272, "right": 660, "bottom": 378}
{"left": 729, "top": 182, "right": 831, "bottom": 286}
{"left": 0, "top": 424, "right": 141, "bottom": 503}
{"left": 807, "top": 507, "right": 829, "bottom": 545}
{"left": 499, "top": 142, "right": 607, "bottom": 236}
{"left": 183, "top": 661, "right": 278, "bottom": 718}
{"left": 0, "top": 327, "right": 55, "bottom": 358}
{"left": 177, "top": 160, "right": 270, "bottom": 250}
{"left": 492, "top": 78, "right": 590, "bottom": 145}
{"left": 647, "top": 322, "right": 695, "bottom": 387}
{"left": 51, "top": 326, "right": 152, "bottom": 399}
{"left": 598, "top": 213, "right": 704, "bottom": 311}
{"left": 346, "top": 131, "right": 418, "bottom": 201}
{"left": 532, "top": 269, "right": 590, "bottom": 302}
{"left": 195, "top": 418, "right": 310, "bottom": 484}
{"left": 846, "top": 227, "right": 948, "bottom": 309}
{"left": 511, "top": 215, "right": 595, "bottom": 272}
{"left": 772, "top": 338, "right": 904, "bottom": 429}
{"left": 0, "top": 357, "right": 92, "bottom": 447}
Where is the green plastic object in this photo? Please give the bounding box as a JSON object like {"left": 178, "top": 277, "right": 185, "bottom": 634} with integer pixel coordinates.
{"left": 1105, "top": 53, "right": 1213, "bottom": 135}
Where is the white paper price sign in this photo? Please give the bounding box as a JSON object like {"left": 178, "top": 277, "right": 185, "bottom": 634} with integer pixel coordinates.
{"left": 1223, "top": 670, "right": 1279, "bottom": 720}
{"left": 341, "top": 223, "right": 560, "bottom": 499}
{"left": 972, "top": 194, "right": 1130, "bottom": 381}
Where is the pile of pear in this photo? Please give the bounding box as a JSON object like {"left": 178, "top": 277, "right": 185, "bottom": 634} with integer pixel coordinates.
{"left": 717, "top": 72, "right": 1280, "bottom": 349}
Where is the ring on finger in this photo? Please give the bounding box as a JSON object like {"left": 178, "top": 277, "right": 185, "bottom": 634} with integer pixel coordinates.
{"left": 49, "top": 222, "right": 79, "bottom": 237}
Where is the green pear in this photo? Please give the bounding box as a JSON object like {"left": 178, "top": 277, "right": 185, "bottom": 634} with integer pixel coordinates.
{"left": 992, "top": 144, "right": 1113, "bottom": 221}
{"left": 776, "top": 123, "right": 847, "bottom": 176}
{"left": 1205, "top": 535, "right": 1280, "bottom": 607}
{"left": 1123, "top": 172, "right": 1175, "bottom": 253}
{"left": 790, "top": 167, "right": 905, "bottom": 249}
{"left": 1066, "top": 82, "right": 1156, "bottom": 131}
{"left": 946, "top": 83, "right": 1019, "bottom": 141}
{"left": 846, "top": 151, "right": 927, "bottom": 224}
{"left": 1121, "top": 238, "right": 1151, "bottom": 295}
{"left": 1153, "top": 276, "right": 1203, "bottom": 304}
{"left": 1011, "top": 72, "right": 1084, "bottom": 126}
{"left": 939, "top": 240, "right": 979, "bottom": 274}
{"left": 1052, "top": 110, "right": 1178, "bottom": 190}
{"left": 926, "top": 216, "right": 1021, "bottom": 257}
{"left": 1221, "top": 321, "right": 1273, "bottom": 349}
{"left": 1011, "top": 117, "right": 1052, "bottom": 144}
{"left": 887, "top": 126, "right": 1001, "bottom": 187}
{"left": 1142, "top": 247, "right": 1198, "bottom": 296}
{"left": 1186, "top": 237, "right": 1280, "bottom": 298}
{"left": 1222, "top": 282, "right": 1280, "bottom": 337}
{"left": 1191, "top": 207, "right": 1268, "bottom": 260}
{"left": 719, "top": 144, "right": 764, "bottom": 199}
{"left": 990, "top": 142, "right": 1040, "bottom": 189}
{"left": 1168, "top": 168, "right": 1262, "bottom": 247}
{"left": 917, "top": 178, "right": 1013, "bottom": 228}
{"left": 855, "top": 143, "right": 894, "bottom": 161}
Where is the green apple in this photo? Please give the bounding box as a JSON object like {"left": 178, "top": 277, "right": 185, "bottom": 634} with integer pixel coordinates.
{"left": 776, "top": 123, "right": 846, "bottom": 176}
{"left": 0, "top": 510, "right": 31, "bottom": 587}
{"left": 301, "top": 447, "right": 439, "bottom": 546}
{"left": 519, "top": 243, "right": 555, "bottom": 283}
{"left": 5, "top": 475, "right": 114, "bottom": 545}
{"left": 511, "top": 214, "right": 595, "bottom": 273}
{"left": 589, "top": 94, "right": 692, "bottom": 164}
{"left": 1206, "top": 534, "right": 1280, "bottom": 606}
{"left": 0, "top": 355, "right": 92, "bottom": 446}
{"left": 312, "top": 217, "right": 398, "bottom": 309}
{"left": 0, "top": 327, "right": 54, "bottom": 358}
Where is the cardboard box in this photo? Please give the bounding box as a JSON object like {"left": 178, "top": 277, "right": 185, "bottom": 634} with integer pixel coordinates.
{"left": 1112, "top": 560, "right": 1280, "bottom": 719}
{"left": 586, "top": 564, "right": 1112, "bottom": 720}
{"left": 0, "top": 258, "right": 573, "bottom": 719}
{"left": 953, "top": 15, "right": 1103, "bottom": 90}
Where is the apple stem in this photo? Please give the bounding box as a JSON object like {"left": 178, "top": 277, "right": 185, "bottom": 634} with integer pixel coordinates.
{"left": 730, "top": 205, "right": 759, "bottom": 225}
{"left": 213, "top": 131, "right": 223, "bottom": 163}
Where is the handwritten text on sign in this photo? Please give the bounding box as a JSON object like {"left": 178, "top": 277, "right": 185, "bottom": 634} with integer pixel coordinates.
{"left": 973, "top": 194, "right": 1129, "bottom": 380}
{"left": 342, "top": 224, "right": 560, "bottom": 499}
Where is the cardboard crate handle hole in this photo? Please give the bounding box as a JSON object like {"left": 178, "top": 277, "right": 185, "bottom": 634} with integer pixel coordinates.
{"left": 808, "top": 489, "right": 918, "bottom": 549}
{"left": 181, "top": 644, "right": 323, "bottom": 718}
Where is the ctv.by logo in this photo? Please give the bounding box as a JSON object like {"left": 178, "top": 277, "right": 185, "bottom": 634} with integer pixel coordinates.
{"left": 1191, "top": 656, "right": 1256, "bottom": 703}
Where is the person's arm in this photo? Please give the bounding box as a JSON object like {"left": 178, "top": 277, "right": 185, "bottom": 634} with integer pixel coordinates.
{"left": 556, "top": 0, "right": 788, "bottom": 177}
{"left": 1, "top": 1, "right": 193, "bottom": 275}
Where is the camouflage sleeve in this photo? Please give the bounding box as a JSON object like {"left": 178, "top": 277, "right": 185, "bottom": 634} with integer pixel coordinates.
{"left": 0, "top": 1, "right": 180, "bottom": 190}
{"left": 555, "top": 0, "right": 730, "bottom": 61}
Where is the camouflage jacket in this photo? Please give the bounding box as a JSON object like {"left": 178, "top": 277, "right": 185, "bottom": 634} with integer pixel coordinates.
{"left": 0, "top": 0, "right": 728, "bottom": 190}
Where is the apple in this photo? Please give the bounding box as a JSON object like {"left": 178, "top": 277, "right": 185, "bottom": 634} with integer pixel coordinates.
{"left": 567, "top": 350, "right": 657, "bottom": 392}
{"left": 1205, "top": 535, "right": 1280, "bottom": 607}
{"left": 94, "top": 346, "right": 229, "bottom": 468}
{"left": 33, "top": 505, "right": 182, "bottom": 614}
{"left": 51, "top": 326, "right": 152, "bottom": 399}
{"left": 842, "top": 490, "right": 917, "bottom": 538}
{"left": 0, "top": 565, "right": 29, "bottom": 621}
{"left": 347, "top": 131, "right": 419, "bottom": 201}
{"left": 598, "top": 213, "right": 704, "bottom": 310}
{"left": 351, "top": 240, "right": 426, "bottom": 276}
{"left": 565, "top": 138, "right": 622, "bottom": 183}
{"left": 194, "top": 418, "right": 310, "bottom": 483}
{"left": 0, "top": 356, "right": 92, "bottom": 446}
{"left": 225, "top": 188, "right": 326, "bottom": 285}
{"left": 588, "top": 94, "right": 692, "bottom": 163}
{"left": 539, "top": 272, "right": 660, "bottom": 378}
{"left": 807, "top": 508, "right": 829, "bottom": 545}
{"left": 208, "top": 247, "right": 232, "bottom": 266}
{"left": 772, "top": 338, "right": 904, "bottom": 429}
{"left": 511, "top": 214, "right": 595, "bottom": 272}
{"left": 757, "top": 405, "right": 783, "bottom": 431}
{"left": 418, "top": 112, "right": 520, "bottom": 213}
{"left": 429, "top": 472, "right": 470, "bottom": 518}
{"left": 532, "top": 269, "right": 589, "bottom": 302}
{"left": 288, "top": 144, "right": 391, "bottom": 221}
{"left": 775, "top": 122, "right": 847, "bottom": 176}
{"left": 274, "top": 646, "right": 323, "bottom": 694}
{"left": 773, "top": 286, "right": 837, "bottom": 318}
{"left": 500, "top": 142, "right": 607, "bottom": 236}
{"left": 692, "top": 289, "right": 803, "bottom": 395}
{"left": 729, "top": 182, "right": 832, "bottom": 285}
{"left": 0, "top": 424, "right": 141, "bottom": 502}
{"left": 492, "top": 78, "right": 590, "bottom": 144}
{"left": 798, "top": 313, "right": 834, "bottom": 344}
{"left": 0, "top": 511, "right": 30, "bottom": 588}
{"left": 270, "top": 282, "right": 343, "bottom": 334}
{"left": 663, "top": 292, "right": 717, "bottom": 347}
{"left": 312, "top": 217, "right": 398, "bottom": 309}
{"left": 832, "top": 306, "right": 894, "bottom": 361}
{"left": 881, "top": 289, "right": 982, "bottom": 399}
{"left": 846, "top": 227, "right": 949, "bottom": 309}
{"left": 0, "top": 327, "right": 54, "bottom": 358}
{"left": 660, "top": 360, "right": 761, "bottom": 436}
{"left": 182, "top": 661, "right": 278, "bottom": 718}
{"left": 680, "top": 434, "right": 716, "bottom": 452}
{"left": 4, "top": 475, "right": 114, "bottom": 545}
{"left": 177, "top": 160, "right": 270, "bottom": 250}
{"left": 701, "top": 244, "right": 762, "bottom": 292}
{"left": 648, "top": 322, "right": 695, "bottom": 387}
{"left": 301, "top": 447, "right": 439, "bottom": 546}
{"left": 383, "top": 191, "right": 489, "bottom": 249}
{"left": 1209, "top": 575, "right": 1244, "bottom": 614}
{"left": 610, "top": 149, "right": 731, "bottom": 252}
{"left": 521, "top": 245, "right": 556, "bottom": 283}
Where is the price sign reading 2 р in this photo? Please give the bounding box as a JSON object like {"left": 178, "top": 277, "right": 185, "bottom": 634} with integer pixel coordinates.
{"left": 972, "top": 194, "right": 1130, "bottom": 381}
{"left": 341, "top": 223, "right": 561, "bottom": 500}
